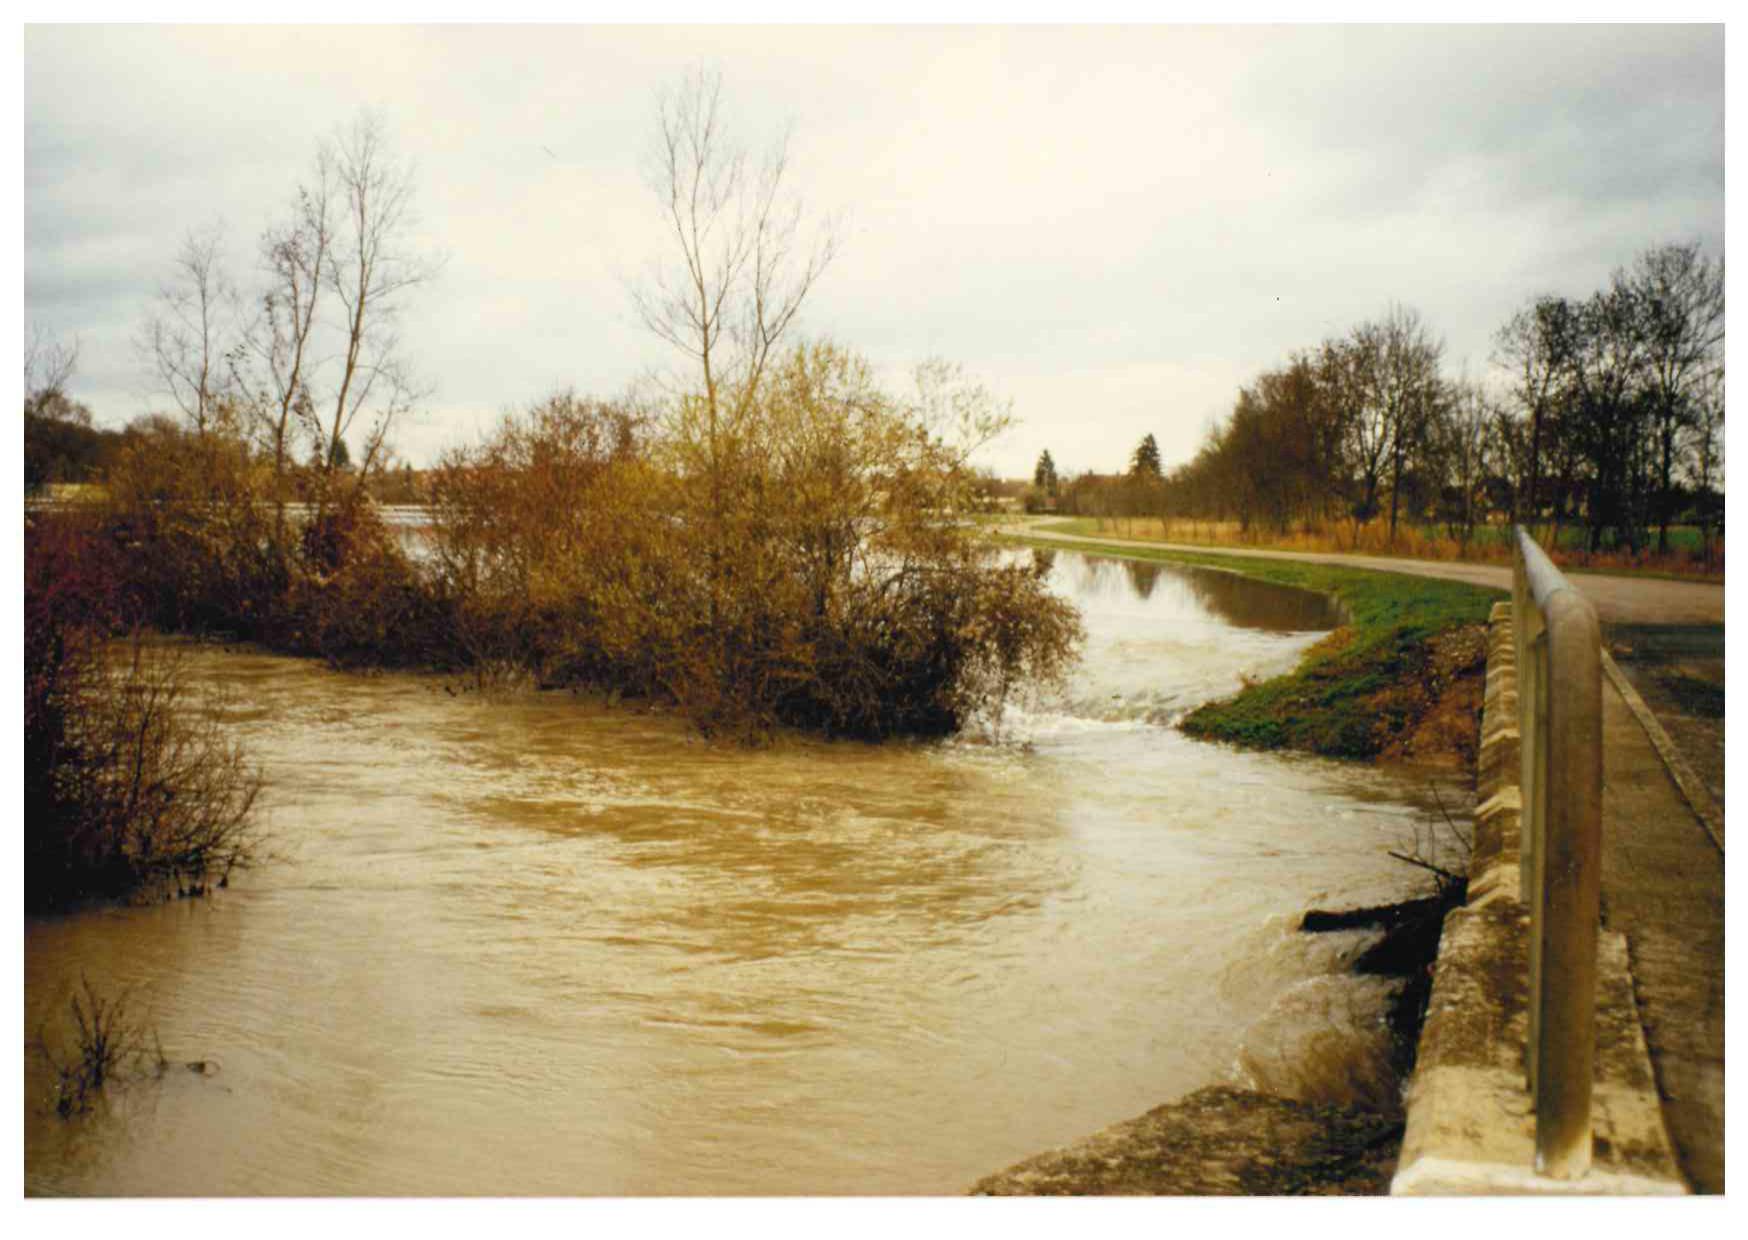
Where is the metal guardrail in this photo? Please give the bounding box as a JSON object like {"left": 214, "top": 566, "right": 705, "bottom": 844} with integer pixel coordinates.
{"left": 1512, "top": 525, "right": 1603, "bottom": 1180}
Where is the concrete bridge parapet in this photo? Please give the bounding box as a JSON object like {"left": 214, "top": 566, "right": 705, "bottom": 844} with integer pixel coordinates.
{"left": 1390, "top": 601, "right": 1687, "bottom": 1195}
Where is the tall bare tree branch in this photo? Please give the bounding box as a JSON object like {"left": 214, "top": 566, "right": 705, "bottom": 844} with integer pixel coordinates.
{"left": 245, "top": 146, "right": 335, "bottom": 493}
{"left": 140, "top": 225, "right": 241, "bottom": 436}
{"left": 25, "top": 323, "right": 79, "bottom": 406}
{"left": 311, "top": 111, "right": 440, "bottom": 509}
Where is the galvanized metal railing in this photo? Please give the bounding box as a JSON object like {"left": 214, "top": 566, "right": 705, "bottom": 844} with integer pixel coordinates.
{"left": 1512, "top": 525, "right": 1603, "bottom": 1179}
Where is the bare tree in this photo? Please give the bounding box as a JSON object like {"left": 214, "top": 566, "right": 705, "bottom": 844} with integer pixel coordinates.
{"left": 141, "top": 225, "right": 241, "bottom": 436}
{"left": 1493, "top": 295, "right": 1577, "bottom": 534}
{"left": 634, "top": 67, "right": 837, "bottom": 465}
{"left": 1374, "top": 303, "right": 1444, "bottom": 543}
{"left": 1566, "top": 281, "right": 1654, "bottom": 552}
{"left": 633, "top": 67, "right": 838, "bottom": 627}
{"left": 1628, "top": 242, "right": 1725, "bottom": 553}
{"left": 1322, "top": 331, "right": 1389, "bottom": 529}
{"left": 25, "top": 323, "right": 80, "bottom": 411}
{"left": 1687, "top": 369, "right": 1724, "bottom": 568}
{"left": 1439, "top": 376, "right": 1494, "bottom": 551}
{"left": 1488, "top": 403, "right": 1531, "bottom": 526}
{"left": 246, "top": 147, "right": 335, "bottom": 496}
{"left": 313, "top": 112, "right": 438, "bottom": 506}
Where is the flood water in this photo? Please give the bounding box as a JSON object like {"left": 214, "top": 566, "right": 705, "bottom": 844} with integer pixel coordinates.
{"left": 25, "top": 550, "right": 1447, "bottom": 1196}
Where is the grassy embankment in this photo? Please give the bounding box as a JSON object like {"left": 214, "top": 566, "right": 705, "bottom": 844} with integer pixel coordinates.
{"left": 1001, "top": 532, "right": 1503, "bottom": 761}
{"left": 1029, "top": 514, "right": 1723, "bottom": 582}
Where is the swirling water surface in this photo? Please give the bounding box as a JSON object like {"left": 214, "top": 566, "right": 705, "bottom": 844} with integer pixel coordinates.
{"left": 25, "top": 550, "right": 1440, "bottom": 1195}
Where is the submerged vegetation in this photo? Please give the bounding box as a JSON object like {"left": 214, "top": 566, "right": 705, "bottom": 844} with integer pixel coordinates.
{"left": 24, "top": 512, "right": 264, "bottom": 912}
{"left": 428, "top": 344, "right": 1083, "bottom": 738}
{"left": 26, "top": 340, "right": 1081, "bottom": 749}
{"left": 33, "top": 977, "right": 161, "bottom": 1118}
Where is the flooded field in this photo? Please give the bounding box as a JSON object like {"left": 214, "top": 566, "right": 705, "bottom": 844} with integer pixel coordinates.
{"left": 25, "top": 550, "right": 1447, "bottom": 1195}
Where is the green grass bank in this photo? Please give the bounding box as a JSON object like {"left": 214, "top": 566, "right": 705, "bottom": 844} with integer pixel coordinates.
{"left": 1000, "top": 533, "right": 1504, "bottom": 761}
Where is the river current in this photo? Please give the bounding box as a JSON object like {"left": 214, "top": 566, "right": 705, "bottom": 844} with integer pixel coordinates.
{"left": 24, "top": 549, "right": 1447, "bottom": 1195}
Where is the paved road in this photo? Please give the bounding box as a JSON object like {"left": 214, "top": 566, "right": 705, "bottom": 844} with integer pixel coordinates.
{"left": 998, "top": 522, "right": 1725, "bottom": 626}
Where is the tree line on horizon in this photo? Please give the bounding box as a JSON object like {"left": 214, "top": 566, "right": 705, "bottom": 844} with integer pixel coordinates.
{"left": 1032, "top": 242, "right": 1723, "bottom": 564}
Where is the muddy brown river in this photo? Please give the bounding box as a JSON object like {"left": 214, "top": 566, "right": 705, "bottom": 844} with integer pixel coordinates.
{"left": 24, "top": 550, "right": 1450, "bottom": 1196}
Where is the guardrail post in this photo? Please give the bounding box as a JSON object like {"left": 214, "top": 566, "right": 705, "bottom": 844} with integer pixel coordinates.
{"left": 1513, "top": 527, "right": 1602, "bottom": 1181}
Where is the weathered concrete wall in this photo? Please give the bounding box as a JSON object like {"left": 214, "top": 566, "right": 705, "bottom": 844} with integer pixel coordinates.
{"left": 1390, "top": 602, "right": 1686, "bottom": 1195}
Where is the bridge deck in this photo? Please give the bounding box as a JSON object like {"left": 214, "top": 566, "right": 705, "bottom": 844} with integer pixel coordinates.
{"left": 1598, "top": 666, "right": 1726, "bottom": 1193}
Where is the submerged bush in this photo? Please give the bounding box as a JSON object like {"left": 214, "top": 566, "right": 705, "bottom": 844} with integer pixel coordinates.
{"left": 274, "top": 497, "right": 454, "bottom": 669}
{"left": 33, "top": 976, "right": 162, "bottom": 1118}
{"left": 98, "top": 414, "right": 451, "bottom": 670}
{"left": 428, "top": 391, "right": 656, "bottom": 685}
{"left": 36, "top": 342, "right": 1081, "bottom": 745}
{"left": 430, "top": 344, "right": 1084, "bottom": 738}
{"left": 25, "top": 514, "right": 263, "bottom": 912}
{"left": 102, "top": 414, "right": 285, "bottom": 637}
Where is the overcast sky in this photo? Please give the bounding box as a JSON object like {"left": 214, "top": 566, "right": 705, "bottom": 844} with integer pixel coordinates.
{"left": 23, "top": 23, "right": 1724, "bottom": 478}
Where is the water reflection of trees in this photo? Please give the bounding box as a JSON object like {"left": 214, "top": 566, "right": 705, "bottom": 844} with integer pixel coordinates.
{"left": 1178, "top": 568, "right": 1342, "bottom": 632}
{"left": 1030, "top": 548, "right": 1057, "bottom": 576}
{"left": 1076, "top": 554, "right": 1341, "bottom": 632}
{"left": 1071, "top": 554, "right": 1108, "bottom": 598}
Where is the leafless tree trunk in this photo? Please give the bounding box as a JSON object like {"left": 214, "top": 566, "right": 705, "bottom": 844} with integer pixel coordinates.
{"left": 1444, "top": 379, "right": 1493, "bottom": 551}
{"left": 1323, "top": 332, "right": 1389, "bottom": 532}
{"left": 1493, "top": 295, "right": 1574, "bottom": 537}
{"left": 25, "top": 324, "right": 80, "bottom": 412}
{"left": 247, "top": 147, "right": 335, "bottom": 513}
{"left": 633, "top": 66, "right": 837, "bottom": 619}
{"left": 1687, "top": 370, "right": 1724, "bottom": 569}
{"left": 636, "top": 67, "right": 837, "bottom": 426}
{"left": 141, "top": 226, "right": 240, "bottom": 436}
{"left": 314, "top": 112, "right": 437, "bottom": 513}
{"left": 1629, "top": 242, "right": 1724, "bottom": 554}
{"left": 1375, "top": 303, "right": 1443, "bottom": 545}
{"left": 1566, "top": 282, "right": 1653, "bottom": 553}
{"left": 1489, "top": 404, "right": 1531, "bottom": 527}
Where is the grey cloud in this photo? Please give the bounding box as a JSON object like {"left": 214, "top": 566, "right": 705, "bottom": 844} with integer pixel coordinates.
{"left": 24, "top": 24, "right": 1724, "bottom": 479}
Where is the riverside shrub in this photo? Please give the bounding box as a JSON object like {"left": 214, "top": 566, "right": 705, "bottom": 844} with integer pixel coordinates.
{"left": 41, "top": 342, "right": 1081, "bottom": 743}
{"left": 430, "top": 344, "right": 1084, "bottom": 738}
{"left": 101, "top": 416, "right": 285, "bottom": 636}
{"left": 25, "top": 513, "right": 262, "bottom": 911}
{"left": 100, "top": 417, "right": 451, "bottom": 669}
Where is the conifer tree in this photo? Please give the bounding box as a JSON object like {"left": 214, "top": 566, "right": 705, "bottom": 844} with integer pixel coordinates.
{"left": 1130, "top": 433, "right": 1162, "bottom": 479}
